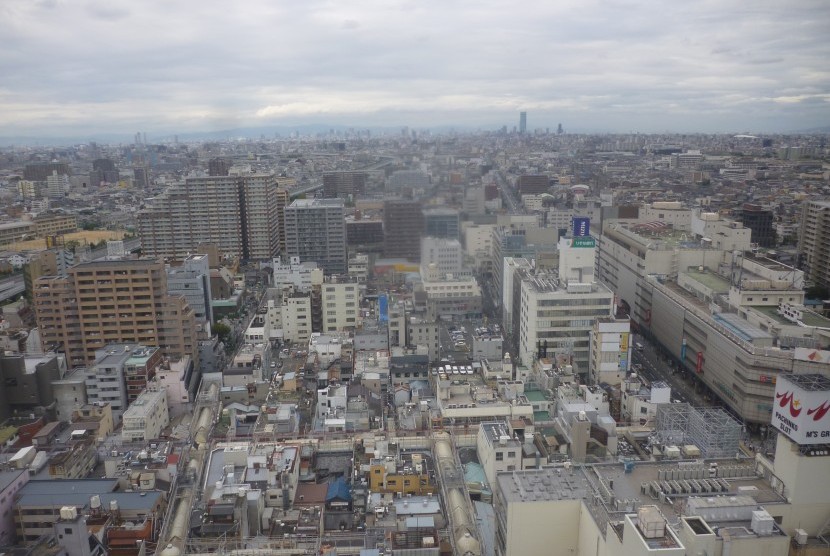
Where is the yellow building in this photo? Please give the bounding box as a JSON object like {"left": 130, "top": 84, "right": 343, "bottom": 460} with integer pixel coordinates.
{"left": 368, "top": 453, "right": 434, "bottom": 496}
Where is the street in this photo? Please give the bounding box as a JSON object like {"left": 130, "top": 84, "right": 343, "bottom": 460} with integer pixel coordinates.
{"left": 631, "top": 334, "right": 714, "bottom": 408}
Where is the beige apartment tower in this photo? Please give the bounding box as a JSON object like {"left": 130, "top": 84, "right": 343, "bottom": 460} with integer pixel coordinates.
{"left": 33, "top": 258, "right": 198, "bottom": 367}
{"left": 798, "top": 199, "right": 830, "bottom": 290}
{"left": 138, "top": 174, "right": 281, "bottom": 261}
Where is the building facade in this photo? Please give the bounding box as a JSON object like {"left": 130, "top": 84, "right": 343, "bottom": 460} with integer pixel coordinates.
{"left": 33, "top": 258, "right": 197, "bottom": 367}
{"left": 138, "top": 174, "right": 280, "bottom": 261}
{"left": 383, "top": 200, "right": 423, "bottom": 262}
{"left": 283, "top": 199, "right": 347, "bottom": 275}
{"left": 798, "top": 200, "right": 830, "bottom": 290}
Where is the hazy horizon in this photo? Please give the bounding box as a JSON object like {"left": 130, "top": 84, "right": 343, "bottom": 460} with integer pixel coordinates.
{"left": 2, "top": 0, "right": 829, "bottom": 140}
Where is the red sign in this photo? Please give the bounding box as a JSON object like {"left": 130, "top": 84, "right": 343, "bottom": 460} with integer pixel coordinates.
{"left": 696, "top": 351, "right": 704, "bottom": 374}
{"left": 776, "top": 391, "right": 802, "bottom": 418}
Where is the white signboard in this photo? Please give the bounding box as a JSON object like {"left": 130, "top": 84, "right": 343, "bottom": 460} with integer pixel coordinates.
{"left": 771, "top": 376, "right": 830, "bottom": 445}
{"left": 794, "top": 348, "right": 830, "bottom": 364}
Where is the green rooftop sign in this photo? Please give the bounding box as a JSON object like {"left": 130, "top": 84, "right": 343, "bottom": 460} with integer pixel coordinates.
{"left": 572, "top": 237, "right": 596, "bottom": 248}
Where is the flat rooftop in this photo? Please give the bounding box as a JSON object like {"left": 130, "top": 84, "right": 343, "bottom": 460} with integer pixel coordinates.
{"left": 591, "top": 459, "right": 786, "bottom": 523}
{"left": 748, "top": 304, "right": 830, "bottom": 329}
{"left": 683, "top": 269, "right": 731, "bottom": 292}
{"left": 713, "top": 313, "right": 774, "bottom": 342}
{"left": 496, "top": 466, "right": 591, "bottom": 504}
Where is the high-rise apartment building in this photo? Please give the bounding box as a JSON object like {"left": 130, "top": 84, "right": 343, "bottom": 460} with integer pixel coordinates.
{"left": 167, "top": 254, "right": 213, "bottom": 336}
{"left": 133, "top": 165, "right": 150, "bottom": 189}
{"left": 33, "top": 258, "right": 197, "bottom": 367}
{"left": 740, "top": 203, "right": 776, "bottom": 248}
{"left": 24, "top": 162, "right": 69, "bottom": 182}
{"left": 383, "top": 200, "right": 423, "bottom": 262}
{"left": 208, "top": 157, "right": 231, "bottom": 176}
{"left": 276, "top": 187, "right": 289, "bottom": 254}
{"left": 519, "top": 111, "right": 527, "bottom": 134}
{"left": 46, "top": 171, "right": 69, "bottom": 198}
{"left": 241, "top": 174, "right": 281, "bottom": 260}
{"left": 798, "top": 200, "right": 830, "bottom": 290}
{"left": 90, "top": 158, "right": 119, "bottom": 186}
{"left": 137, "top": 174, "right": 280, "bottom": 261}
{"left": 516, "top": 174, "right": 549, "bottom": 196}
{"left": 322, "top": 171, "right": 367, "bottom": 198}
{"left": 283, "top": 199, "right": 347, "bottom": 275}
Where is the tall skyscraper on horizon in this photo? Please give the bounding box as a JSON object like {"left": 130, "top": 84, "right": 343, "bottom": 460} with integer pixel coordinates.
{"left": 519, "top": 111, "right": 527, "bottom": 134}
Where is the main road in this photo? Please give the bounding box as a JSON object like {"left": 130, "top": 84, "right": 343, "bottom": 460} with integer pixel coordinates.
{"left": 631, "top": 334, "right": 714, "bottom": 408}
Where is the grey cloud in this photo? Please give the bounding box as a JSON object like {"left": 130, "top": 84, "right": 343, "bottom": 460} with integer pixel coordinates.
{"left": 0, "top": 0, "right": 828, "bottom": 136}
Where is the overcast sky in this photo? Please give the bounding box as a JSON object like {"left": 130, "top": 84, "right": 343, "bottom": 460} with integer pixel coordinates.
{"left": 2, "top": 0, "right": 829, "bottom": 138}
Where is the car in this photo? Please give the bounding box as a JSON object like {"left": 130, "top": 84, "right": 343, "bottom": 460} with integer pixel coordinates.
{"left": 270, "top": 362, "right": 277, "bottom": 368}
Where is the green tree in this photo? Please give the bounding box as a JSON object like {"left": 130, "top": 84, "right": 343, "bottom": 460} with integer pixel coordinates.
{"left": 213, "top": 322, "right": 231, "bottom": 341}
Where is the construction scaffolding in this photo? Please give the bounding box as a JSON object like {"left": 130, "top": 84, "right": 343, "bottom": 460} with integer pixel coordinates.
{"left": 655, "top": 403, "right": 691, "bottom": 447}
{"left": 687, "top": 407, "right": 742, "bottom": 459}
{"left": 656, "top": 404, "right": 741, "bottom": 459}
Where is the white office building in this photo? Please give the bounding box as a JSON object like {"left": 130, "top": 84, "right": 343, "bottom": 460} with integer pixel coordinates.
{"left": 121, "top": 388, "right": 169, "bottom": 442}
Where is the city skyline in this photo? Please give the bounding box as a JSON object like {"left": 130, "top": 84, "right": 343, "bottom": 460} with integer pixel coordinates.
{"left": 2, "top": 0, "right": 829, "bottom": 140}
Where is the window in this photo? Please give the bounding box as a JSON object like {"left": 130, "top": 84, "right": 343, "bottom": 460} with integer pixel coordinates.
{"left": 507, "top": 451, "right": 515, "bottom": 458}
{"left": 495, "top": 452, "right": 503, "bottom": 461}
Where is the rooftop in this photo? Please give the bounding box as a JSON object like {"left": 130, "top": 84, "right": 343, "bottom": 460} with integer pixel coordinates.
{"left": 754, "top": 302, "right": 830, "bottom": 329}
{"left": 496, "top": 466, "right": 590, "bottom": 504}
{"left": 683, "top": 269, "right": 731, "bottom": 292}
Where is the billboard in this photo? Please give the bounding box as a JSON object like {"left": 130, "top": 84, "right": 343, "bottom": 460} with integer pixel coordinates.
{"left": 771, "top": 375, "right": 830, "bottom": 445}
{"left": 572, "top": 237, "right": 596, "bottom": 248}
{"left": 572, "top": 217, "right": 590, "bottom": 237}
{"left": 378, "top": 294, "right": 388, "bottom": 323}
{"left": 794, "top": 348, "right": 830, "bottom": 364}
{"left": 620, "top": 333, "right": 629, "bottom": 351}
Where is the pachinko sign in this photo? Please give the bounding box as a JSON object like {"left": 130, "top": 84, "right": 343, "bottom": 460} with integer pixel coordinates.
{"left": 772, "top": 375, "right": 830, "bottom": 445}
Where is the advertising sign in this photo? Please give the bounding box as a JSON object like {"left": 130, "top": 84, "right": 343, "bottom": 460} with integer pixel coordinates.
{"left": 794, "top": 348, "right": 830, "bottom": 364}
{"left": 680, "top": 338, "right": 687, "bottom": 361}
{"left": 696, "top": 351, "right": 704, "bottom": 374}
{"left": 572, "top": 217, "right": 591, "bottom": 237}
{"left": 772, "top": 375, "right": 830, "bottom": 445}
{"left": 378, "top": 294, "right": 388, "bottom": 323}
{"left": 572, "top": 237, "right": 596, "bottom": 248}
{"left": 620, "top": 333, "right": 629, "bottom": 351}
